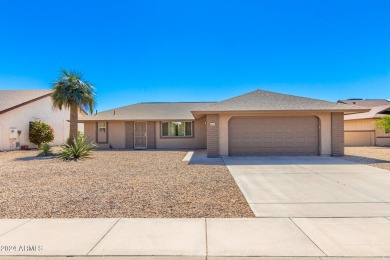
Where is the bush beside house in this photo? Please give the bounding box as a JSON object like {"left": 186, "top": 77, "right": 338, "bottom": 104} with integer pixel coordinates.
{"left": 29, "top": 121, "right": 55, "bottom": 147}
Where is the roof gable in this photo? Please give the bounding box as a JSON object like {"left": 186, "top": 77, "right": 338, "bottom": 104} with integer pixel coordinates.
{"left": 338, "top": 99, "right": 390, "bottom": 108}
{"left": 193, "top": 89, "right": 366, "bottom": 112}
{"left": 345, "top": 104, "right": 390, "bottom": 120}
{"left": 0, "top": 90, "right": 52, "bottom": 114}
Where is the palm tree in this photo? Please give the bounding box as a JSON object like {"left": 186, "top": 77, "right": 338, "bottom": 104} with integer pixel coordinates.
{"left": 52, "top": 69, "right": 96, "bottom": 144}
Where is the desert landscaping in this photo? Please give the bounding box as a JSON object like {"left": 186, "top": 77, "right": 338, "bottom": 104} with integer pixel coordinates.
{"left": 0, "top": 149, "right": 253, "bottom": 218}
{"left": 344, "top": 146, "right": 390, "bottom": 171}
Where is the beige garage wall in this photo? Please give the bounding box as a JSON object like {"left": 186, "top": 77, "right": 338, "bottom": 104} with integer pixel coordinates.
{"left": 344, "top": 119, "right": 390, "bottom": 147}
{"left": 218, "top": 112, "right": 332, "bottom": 156}
{"left": 376, "top": 127, "right": 390, "bottom": 146}
{"left": 377, "top": 137, "right": 390, "bottom": 146}
{"left": 344, "top": 119, "right": 376, "bottom": 131}
{"left": 345, "top": 132, "right": 375, "bottom": 146}
{"left": 0, "top": 96, "right": 84, "bottom": 150}
{"left": 155, "top": 117, "right": 207, "bottom": 149}
{"left": 84, "top": 121, "right": 126, "bottom": 148}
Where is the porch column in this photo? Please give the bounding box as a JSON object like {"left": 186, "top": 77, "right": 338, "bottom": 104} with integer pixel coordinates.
{"left": 331, "top": 112, "right": 344, "bottom": 156}
{"left": 207, "top": 114, "right": 220, "bottom": 157}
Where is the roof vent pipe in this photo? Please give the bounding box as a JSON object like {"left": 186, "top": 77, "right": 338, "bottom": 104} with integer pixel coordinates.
{"left": 113, "top": 110, "right": 116, "bottom": 116}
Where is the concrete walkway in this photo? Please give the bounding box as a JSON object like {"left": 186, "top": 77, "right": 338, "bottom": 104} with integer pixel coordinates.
{"left": 1, "top": 218, "right": 390, "bottom": 257}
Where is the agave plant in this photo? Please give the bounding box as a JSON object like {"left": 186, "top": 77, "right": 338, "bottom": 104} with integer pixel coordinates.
{"left": 60, "top": 133, "right": 96, "bottom": 161}
{"left": 37, "top": 143, "right": 53, "bottom": 157}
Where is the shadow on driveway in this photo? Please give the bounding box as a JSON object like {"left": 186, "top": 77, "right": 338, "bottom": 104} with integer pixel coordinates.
{"left": 222, "top": 155, "right": 359, "bottom": 166}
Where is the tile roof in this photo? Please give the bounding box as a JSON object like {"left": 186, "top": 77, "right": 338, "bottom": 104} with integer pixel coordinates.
{"left": 79, "top": 102, "right": 215, "bottom": 121}
{"left": 0, "top": 90, "right": 52, "bottom": 114}
{"left": 80, "top": 89, "right": 370, "bottom": 121}
{"left": 193, "top": 89, "right": 367, "bottom": 112}
{"left": 338, "top": 99, "right": 390, "bottom": 108}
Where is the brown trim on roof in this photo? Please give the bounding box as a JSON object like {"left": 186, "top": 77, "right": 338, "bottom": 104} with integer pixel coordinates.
{"left": 0, "top": 93, "right": 52, "bottom": 114}
{"left": 77, "top": 118, "right": 196, "bottom": 122}
{"left": 192, "top": 109, "right": 370, "bottom": 114}
{"left": 344, "top": 130, "right": 375, "bottom": 133}
{"left": 344, "top": 117, "right": 378, "bottom": 121}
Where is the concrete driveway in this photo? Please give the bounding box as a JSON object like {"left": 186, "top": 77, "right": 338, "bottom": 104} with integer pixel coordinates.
{"left": 223, "top": 156, "right": 390, "bottom": 217}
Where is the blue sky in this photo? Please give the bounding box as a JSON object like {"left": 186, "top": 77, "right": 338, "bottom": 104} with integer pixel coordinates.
{"left": 0, "top": 0, "right": 389, "bottom": 111}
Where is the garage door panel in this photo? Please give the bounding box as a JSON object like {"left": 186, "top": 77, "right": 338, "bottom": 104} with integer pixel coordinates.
{"left": 229, "top": 116, "right": 319, "bottom": 156}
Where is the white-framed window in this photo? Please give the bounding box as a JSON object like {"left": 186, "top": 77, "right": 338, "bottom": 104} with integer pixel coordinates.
{"left": 161, "top": 121, "right": 193, "bottom": 137}
{"left": 98, "top": 122, "right": 107, "bottom": 133}
{"left": 97, "top": 121, "right": 108, "bottom": 143}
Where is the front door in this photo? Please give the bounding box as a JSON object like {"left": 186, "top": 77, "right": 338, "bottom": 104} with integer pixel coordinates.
{"left": 134, "top": 122, "right": 147, "bottom": 149}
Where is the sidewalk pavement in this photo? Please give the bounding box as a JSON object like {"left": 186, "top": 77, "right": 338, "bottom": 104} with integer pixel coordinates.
{"left": 1, "top": 218, "right": 390, "bottom": 258}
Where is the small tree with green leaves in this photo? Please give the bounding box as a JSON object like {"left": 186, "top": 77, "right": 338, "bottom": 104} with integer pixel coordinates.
{"left": 29, "top": 121, "right": 55, "bottom": 147}
{"left": 375, "top": 115, "right": 390, "bottom": 134}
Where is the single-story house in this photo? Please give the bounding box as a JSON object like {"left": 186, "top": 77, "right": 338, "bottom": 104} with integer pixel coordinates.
{"left": 0, "top": 90, "right": 84, "bottom": 151}
{"left": 80, "top": 90, "right": 367, "bottom": 157}
{"left": 338, "top": 99, "right": 390, "bottom": 146}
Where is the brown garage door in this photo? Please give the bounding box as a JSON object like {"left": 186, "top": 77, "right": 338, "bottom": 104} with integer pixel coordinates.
{"left": 229, "top": 116, "right": 319, "bottom": 156}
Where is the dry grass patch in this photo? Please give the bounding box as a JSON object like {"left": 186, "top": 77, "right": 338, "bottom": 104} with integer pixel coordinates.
{"left": 0, "top": 150, "right": 254, "bottom": 218}
{"left": 344, "top": 146, "right": 390, "bottom": 171}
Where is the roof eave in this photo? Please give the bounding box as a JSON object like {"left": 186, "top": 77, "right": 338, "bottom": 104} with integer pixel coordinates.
{"left": 345, "top": 114, "right": 386, "bottom": 121}
{"left": 191, "top": 108, "right": 370, "bottom": 115}
{"left": 78, "top": 118, "right": 197, "bottom": 122}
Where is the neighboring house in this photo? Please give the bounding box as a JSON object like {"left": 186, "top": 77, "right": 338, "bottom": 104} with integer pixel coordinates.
{"left": 338, "top": 99, "right": 390, "bottom": 146}
{"left": 80, "top": 89, "right": 366, "bottom": 157}
{"left": 0, "top": 90, "right": 85, "bottom": 151}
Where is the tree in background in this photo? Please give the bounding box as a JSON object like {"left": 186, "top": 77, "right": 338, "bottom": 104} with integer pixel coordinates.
{"left": 52, "top": 69, "right": 96, "bottom": 144}
{"left": 375, "top": 115, "right": 390, "bottom": 134}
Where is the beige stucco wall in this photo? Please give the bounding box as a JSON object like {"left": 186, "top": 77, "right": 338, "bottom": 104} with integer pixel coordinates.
{"left": 84, "top": 121, "right": 96, "bottom": 144}
{"left": 344, "top": 118, "right": 390, "bottom": 146}
{"left": 107, "top": 121, "right": 126, "bottom": 148}
{"left": 155, "top": 117, "right": 207, "bottom": 149}
{"left": 84, "top": 121, "right": 126, "bottom": 149}
{"left": 84, "top": 118, "right": 207, "bottom": 149}
{"left": 377, "top": 136, "right": 390, "bottom": 146}
{"left": 375, "top": 123, "right": 390, "bottom": 146}
{"left": 345, "top": 132, "right": 375, "bottom": 146}
{"left": 344, "top": 119, "right": 376, "bottom": 131}
{"left": 0, "top": 96, "right": 84, "bottom": 151}
{"left": 218, "top": 112, "right": 332, "bottom": 156}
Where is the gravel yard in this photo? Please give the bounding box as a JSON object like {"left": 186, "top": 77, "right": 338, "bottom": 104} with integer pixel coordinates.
{"left": 0, "top": 150, "right": 254, "bottom": 218}
{"left": 344, "top": 146, "right": 390, "bottom": 171}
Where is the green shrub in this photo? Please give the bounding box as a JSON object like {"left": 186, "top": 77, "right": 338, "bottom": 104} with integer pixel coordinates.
{"left": 60, "top": 133, "right": 96, "bottom": 161}
{"left": 29, "top": 121, "right": 55, "bottom": 147}
{"left": 37, "top": 143, "right": 53, "bottom": 156}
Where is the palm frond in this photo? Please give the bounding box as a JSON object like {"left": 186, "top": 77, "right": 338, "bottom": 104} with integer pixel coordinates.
{"left": 52, "top": 69, "right": 96, "bottom": 114}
